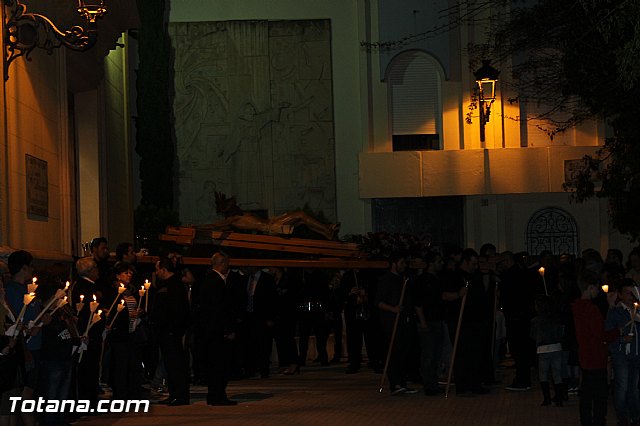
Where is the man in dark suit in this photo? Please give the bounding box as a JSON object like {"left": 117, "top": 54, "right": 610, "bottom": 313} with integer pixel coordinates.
{"left": 239, "top": 267, "right": 277, "bottom": 378}
{"left": 197, "top": 252, "right": 240, "bottom": 406}
{"left": 151, "top": 258, "right": 191, "bottom": 406}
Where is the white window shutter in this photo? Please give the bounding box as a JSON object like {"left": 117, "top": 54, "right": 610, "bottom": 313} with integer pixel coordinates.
{"left": 389, "top": 52, "right": 441, "bottom": 136}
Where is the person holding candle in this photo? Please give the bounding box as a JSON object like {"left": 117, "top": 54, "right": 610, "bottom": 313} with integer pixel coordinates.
{"left": 106, "top": 262, "right": 144, "bottom": 400}
{"left": 72, "top": 257, "right": 104, "bottom": 410}
{"left": 605, "top": 279, "right": 640, "bottom": 426}
{"left": 572, "top": 271, "right": 620, "bottom": 426}
{"left": 4, "top": 250, "right": 42, "bottom": 425}
{"left": 0, "top": 272, "right": 23, "bottom": 425}
{"left": 150, "top": 258, "right": 190, "bottom": 406}
{"left": 100, "top": 261, "right": 136, "bottom": 383}
{"left": 38, "top": 277, "right": 80, "bottom": 426}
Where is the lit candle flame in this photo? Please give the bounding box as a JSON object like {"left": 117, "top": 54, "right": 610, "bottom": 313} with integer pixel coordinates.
{"left": 80, "top": 294, "right": 85, "bottom": 302}
{"left": 538, "top": 267, "right": 545, "bottom": 276}
{"left": 28, "top": 277, "right": 38, "bottom": 293}
{"left": 601, "top": 284, "right": 609, "bottom": 293}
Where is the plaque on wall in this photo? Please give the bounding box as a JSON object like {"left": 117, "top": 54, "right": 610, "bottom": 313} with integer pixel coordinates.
{"left": 26, "top": 154, "right": 48, "bottom": 217}
{"left": 563, "top": 159, "right": 587, "bottom": 184}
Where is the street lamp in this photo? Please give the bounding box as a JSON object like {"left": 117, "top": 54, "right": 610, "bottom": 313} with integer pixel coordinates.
{"left": 474, "top": 60, "right": 500, "bottom": 142}
{"left": 3, "top": 0, "right": 108, "bottom": 80}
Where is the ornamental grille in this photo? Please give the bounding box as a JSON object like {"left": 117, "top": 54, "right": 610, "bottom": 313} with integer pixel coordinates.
{"left": 526, "top": 207, "right": 578, "bottom": 256}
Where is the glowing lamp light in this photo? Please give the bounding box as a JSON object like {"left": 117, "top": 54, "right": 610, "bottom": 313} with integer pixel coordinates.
{"left": 474, "top": 60, "right": 500, "bottom": 101}
{"left": 473, "top": 60, "right": 500, "bottom": 142}
{"left": 77, "top": 0, "right": 107, "bottom": 23}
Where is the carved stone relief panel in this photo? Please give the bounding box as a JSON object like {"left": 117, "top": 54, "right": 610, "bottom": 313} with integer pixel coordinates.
{"left": 170, "top": 20, "right": 336, "bottom": 225}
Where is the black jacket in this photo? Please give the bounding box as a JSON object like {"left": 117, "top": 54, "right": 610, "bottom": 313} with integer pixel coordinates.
{"left": 195, "top": 269, "right": 241, "bottom": 338}
{"left": 150, "top": 273, "right": 190, "bottom": 336}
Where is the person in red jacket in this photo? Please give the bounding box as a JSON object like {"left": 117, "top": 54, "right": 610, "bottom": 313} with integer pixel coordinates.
{"left": 571, "top": 271, "right": 619, "bottom": 426}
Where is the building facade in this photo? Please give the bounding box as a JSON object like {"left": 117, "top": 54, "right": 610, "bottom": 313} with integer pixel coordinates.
{"left": 169, "top": 0, "right": 633, "bottom": 255}
{"left": 0, "top": 1, "right": 633, "bottom": 261}
{"left": 0, "top": 1, "right": 139, "bottom": 260}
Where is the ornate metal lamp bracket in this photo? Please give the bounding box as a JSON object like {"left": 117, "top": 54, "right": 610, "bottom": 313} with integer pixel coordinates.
{"left": 3, "top": 0, "right": 99, "bottom": 81}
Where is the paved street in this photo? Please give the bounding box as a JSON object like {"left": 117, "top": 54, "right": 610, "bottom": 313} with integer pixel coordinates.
{"left": 74, "top": 363, "right": 617, "bottom": 425}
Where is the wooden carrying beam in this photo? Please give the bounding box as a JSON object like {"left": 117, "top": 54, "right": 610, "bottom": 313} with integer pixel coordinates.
{"left": 210, "top": 231, "right": 360, "bottom": 251}
{"left": 165, "top": 226, "right": 196, "bottom": 237}
{"left": 160, "top": 228, "right": 365, "bottom": 258}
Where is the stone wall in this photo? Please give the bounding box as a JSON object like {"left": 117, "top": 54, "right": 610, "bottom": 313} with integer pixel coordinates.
{"left": 170, "top": 19, "right": 337, "bottom": 225}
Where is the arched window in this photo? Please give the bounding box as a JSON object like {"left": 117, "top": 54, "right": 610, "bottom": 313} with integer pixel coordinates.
{"left": 386, "top": 51, "right": 443, "bottom": 151}
{"left": 526, "top": 207, "right": 579, "bottom": 256}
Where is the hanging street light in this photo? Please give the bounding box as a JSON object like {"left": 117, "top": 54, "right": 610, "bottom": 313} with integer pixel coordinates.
{"left": 474, "top": 60, "right": 500, "bottom": 142}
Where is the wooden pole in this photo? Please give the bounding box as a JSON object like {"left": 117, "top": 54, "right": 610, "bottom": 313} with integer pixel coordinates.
{"left": 379, "top": 278, "right": 408, "bottom": 393}
{"left": 445, "top": 279, "right": 470, "bottom": 398}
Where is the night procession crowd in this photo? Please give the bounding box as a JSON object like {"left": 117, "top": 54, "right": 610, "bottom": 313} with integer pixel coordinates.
{"left": 1, "top": 238, "right": 640, "bottom": 426}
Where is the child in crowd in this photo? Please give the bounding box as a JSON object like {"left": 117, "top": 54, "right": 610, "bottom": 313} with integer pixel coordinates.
{"left": 531, "top": 295, "right": 565, "bottom": 406}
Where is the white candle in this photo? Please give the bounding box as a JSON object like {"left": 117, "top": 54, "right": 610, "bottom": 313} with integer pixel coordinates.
{"left": 107, "top": 300, "right": 125, "bottom": 328}
{"left": 49, "top": 296, "right": 68, "bottom": 316}
{"left": 13, "top": 292, "right": 36, "bottom": 337}
{"left": 107, "top": 284, "right": 126, "bottom": 314}
{"left": 89, "top": 295, "right": 99, "bottom": 313}
{"left": 538, "top": 267, "right": 548, "bottom": 296}
{"left": 27, "top": 277, "right": 38, "bottom": 294}
{"left": 31, "top": 289, "right": 66, "bottom": 326}
{"left": 138, "top": 286, "right": 145, "bottom": 309}
{"left": 76, "top": 294, "right": 85, "bottom": 315}
{"left": 85, "top": 295, "right": 99, "bottom": 336}
{"left": 144, "top": 279, "right": 151, "bottom": 311}
{"left": 79, "top": 309, "right": 103, "bottom": 363}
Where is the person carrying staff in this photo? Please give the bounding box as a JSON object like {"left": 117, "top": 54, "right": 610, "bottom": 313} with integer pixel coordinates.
{"left": 376, "top": 253, "right": 418, "bottom": 395}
